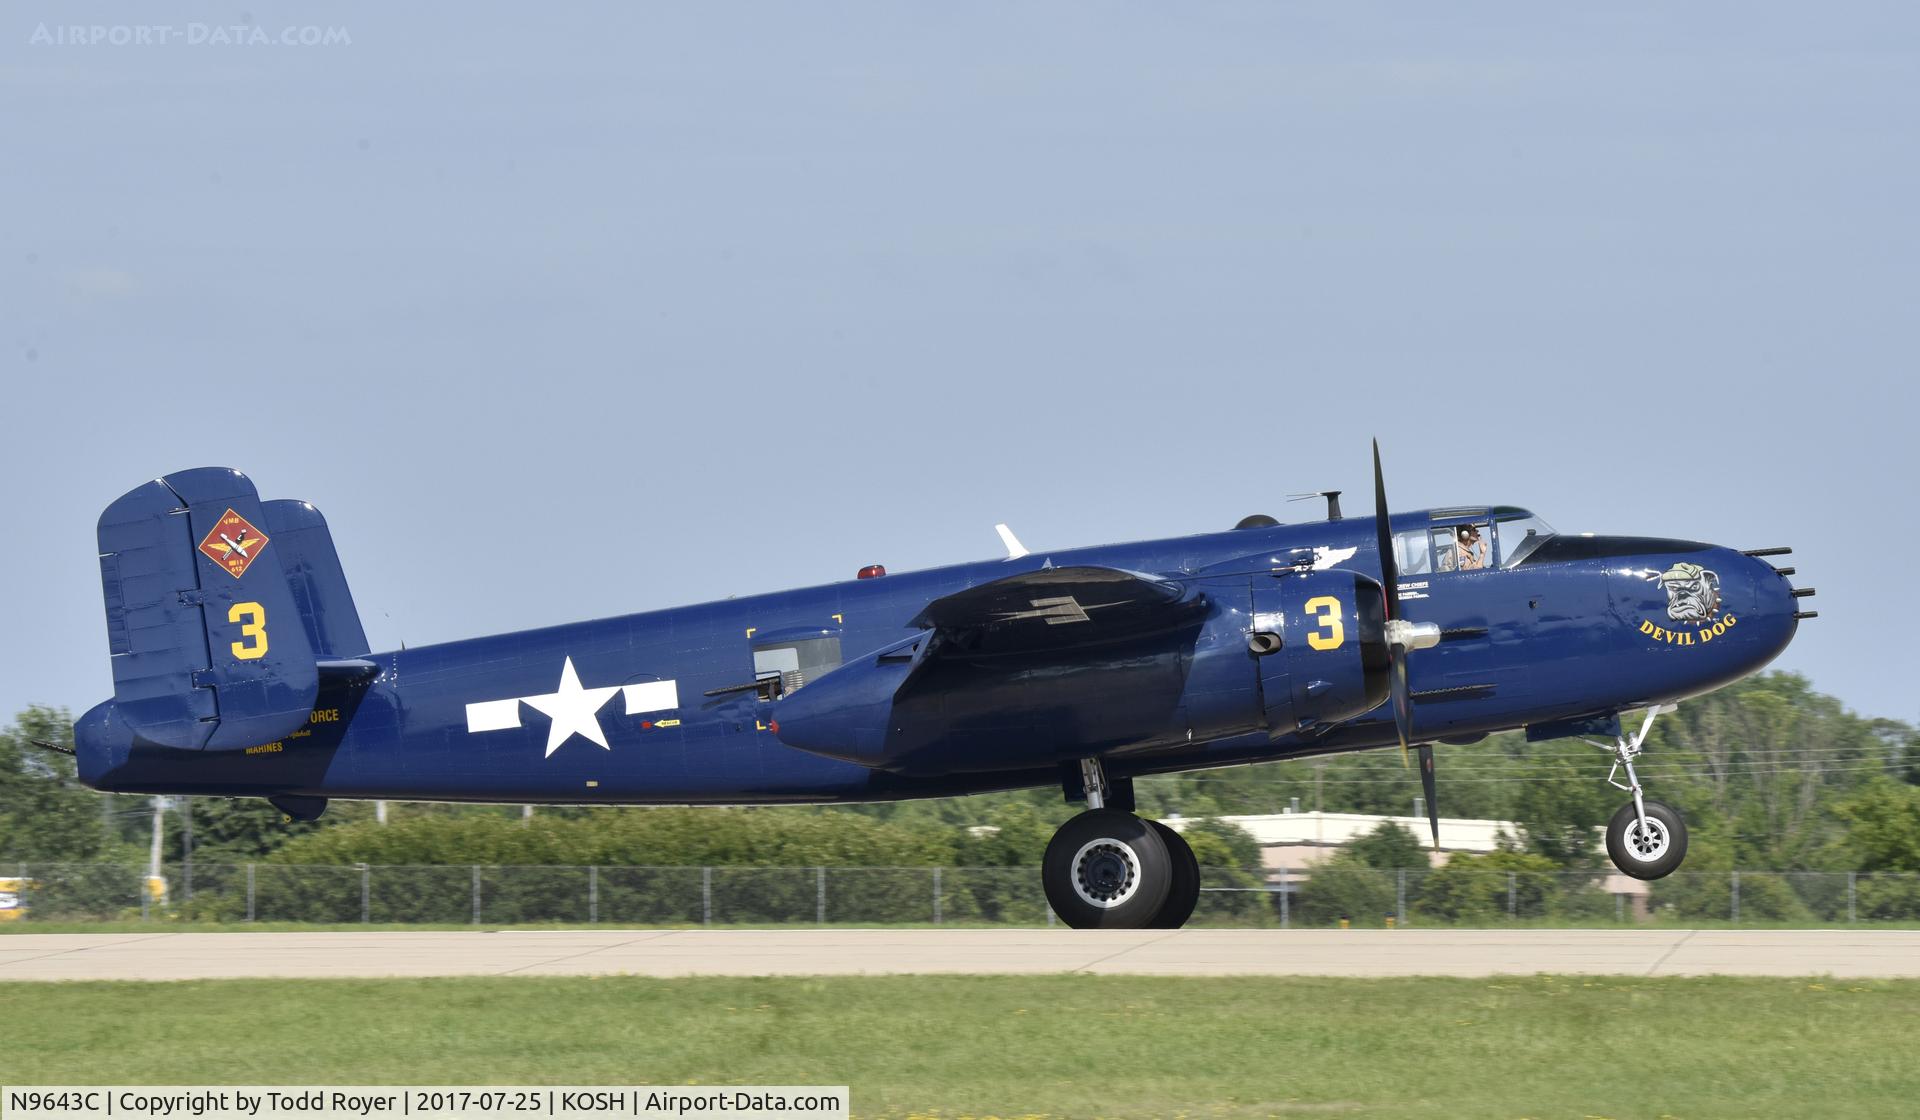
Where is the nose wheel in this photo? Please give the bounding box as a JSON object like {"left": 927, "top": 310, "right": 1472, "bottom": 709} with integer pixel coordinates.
{"left": 1588, "top": 705, "right": 1690, "bottom": 880}
{"left": 1605, "top": 798, "right": 1688, "bottom": 880}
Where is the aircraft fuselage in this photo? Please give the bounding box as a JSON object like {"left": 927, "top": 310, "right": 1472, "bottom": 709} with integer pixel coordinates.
{"left": 75, "top": 510, "right": 1799, "bottom": 807}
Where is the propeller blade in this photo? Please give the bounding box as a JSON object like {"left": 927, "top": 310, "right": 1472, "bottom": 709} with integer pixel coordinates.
{"left": 1373, "top": 439, "right": 1412, "bottom": 768}
{"left": 1372, "top": 440, "right": 1398, "bottom": 615}
{"left": 1417, "top": 744, "right": 1439, "bottom": 849}
{"left": 1373, "top": 442, "right": 1444, "bottom": 795}
{"left": 1392, "top": 657, "right": 1414, "bottom": 759}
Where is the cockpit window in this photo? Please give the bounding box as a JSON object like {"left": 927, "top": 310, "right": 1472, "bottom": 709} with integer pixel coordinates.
{"left": 1496, "top": 513, "right": 1555, "bottom": 568}
{"left": 1392, "top": 529, "right": 1432, "bottom": 575}
{"left": 1433, "top": 522, "right": 1491, "bottom": 572}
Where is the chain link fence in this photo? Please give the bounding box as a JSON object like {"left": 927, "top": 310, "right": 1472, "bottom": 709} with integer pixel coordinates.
{"left": 4, "top": 863, "right": 1919, "bottom": 926}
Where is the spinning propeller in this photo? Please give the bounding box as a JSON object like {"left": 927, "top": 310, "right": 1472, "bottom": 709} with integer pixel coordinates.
{"left": 1371, "top": 440, "right": 1444, "bottom": 848}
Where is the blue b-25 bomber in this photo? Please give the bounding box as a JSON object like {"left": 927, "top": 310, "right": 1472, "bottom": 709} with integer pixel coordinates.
{"left": 65, "top": 446, "right": 1813, "bottom": 928}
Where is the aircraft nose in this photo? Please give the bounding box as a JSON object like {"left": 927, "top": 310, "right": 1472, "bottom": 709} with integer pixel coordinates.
{"left": 1722, "top": 545, "right": 1805, "bottom": 667}
{"left": 1608, "top": 539, "right": 1804, "bottom": 703}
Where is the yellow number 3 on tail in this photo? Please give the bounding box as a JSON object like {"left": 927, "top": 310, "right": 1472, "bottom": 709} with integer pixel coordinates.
{"left": 229, "top": 601, "right": 269, "bottom": 660}
{"left": 1303, "top": 595, "right": 1346, "bottom": 651}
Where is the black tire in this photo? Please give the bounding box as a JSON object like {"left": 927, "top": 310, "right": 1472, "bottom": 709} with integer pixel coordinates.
{"left": 1147, "top": 820, "right": 1201, "bottom": 929}
{"left": 1605, "top": 799, "right": 1689, "bottom": 880}
{"left": 1042, "top": 809, "right": 1172, "bottom": 929}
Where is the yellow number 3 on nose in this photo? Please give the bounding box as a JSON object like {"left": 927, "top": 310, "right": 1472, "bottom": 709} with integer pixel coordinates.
{"left": 229, "top": 601, "right": 269, "bottom": 660}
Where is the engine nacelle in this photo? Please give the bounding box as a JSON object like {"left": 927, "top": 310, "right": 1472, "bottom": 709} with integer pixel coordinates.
{"left": 1249, "top": 568, "right": 1391, "bottom": 734}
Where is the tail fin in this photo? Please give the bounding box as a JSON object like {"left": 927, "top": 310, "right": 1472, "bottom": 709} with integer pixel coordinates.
{"left": 261, "top": 499, "right": 369, "bottom": 659}
{"left": 96, "top": 468, "right": 365, "bottom": 751}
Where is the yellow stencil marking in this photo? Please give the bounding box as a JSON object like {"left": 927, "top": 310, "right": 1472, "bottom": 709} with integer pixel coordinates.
{"left": 1304, "top": 595, "right": 1346, "bottom": 651}
{"left": 229, "top": 601, "right": 269, "bottom": 660}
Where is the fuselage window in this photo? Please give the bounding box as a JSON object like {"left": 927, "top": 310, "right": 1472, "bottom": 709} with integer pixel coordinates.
{"left": 1433, "top": 523, "right": 1491, "bottom": 572}
{"left": 751, "top": 636, "right": 843, "bottom": 698}
{"left": 1392, "top": 529, "right": 1432, "bottom": 575}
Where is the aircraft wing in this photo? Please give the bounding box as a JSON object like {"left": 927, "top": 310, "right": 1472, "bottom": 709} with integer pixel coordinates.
{"left": 772, "top": 565, "right": 1211, "bottom": 769}
{"left": 908, "top": 565, "right": 1205, "bottom": 656}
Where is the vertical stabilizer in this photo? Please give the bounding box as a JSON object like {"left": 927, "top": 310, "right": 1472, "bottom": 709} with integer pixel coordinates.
{"left": 96, "top": 468, "right": 319, "bottom": 750}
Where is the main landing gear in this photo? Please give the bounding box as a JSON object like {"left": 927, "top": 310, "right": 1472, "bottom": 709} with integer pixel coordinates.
{"left": 1042, "top": 759, "right": 1202, "bottom": 929}
{"left": 1590, "top": 705, "right": 1689, "bottom": 880}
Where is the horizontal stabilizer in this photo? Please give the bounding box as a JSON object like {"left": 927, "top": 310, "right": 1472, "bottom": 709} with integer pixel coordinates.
{"left": 317, "top": 659, "right": 381, "bottom": 685}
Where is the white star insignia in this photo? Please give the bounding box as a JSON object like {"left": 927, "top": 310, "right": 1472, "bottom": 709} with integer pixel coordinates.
{"left": 518, "top": 657, "right": 621, "bottom": 757}
{"left": 463, "top": 658, "right": 680, "bottom": 756}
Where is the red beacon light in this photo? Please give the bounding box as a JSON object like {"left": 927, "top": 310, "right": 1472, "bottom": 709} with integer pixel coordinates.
{"left": 857, "top": 564, "right": 887, "bottom": 580}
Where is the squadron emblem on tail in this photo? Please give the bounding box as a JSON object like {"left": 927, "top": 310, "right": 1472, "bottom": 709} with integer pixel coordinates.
{"left": 196, "top": 508, "right": 270, "bottom": 579}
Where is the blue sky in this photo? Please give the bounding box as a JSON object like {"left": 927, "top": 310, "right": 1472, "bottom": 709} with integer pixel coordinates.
{"left": 3, "top": 3, "right": 1914, "bottom": 723}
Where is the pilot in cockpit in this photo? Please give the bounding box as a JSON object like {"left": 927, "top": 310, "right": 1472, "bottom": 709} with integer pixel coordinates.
{"left": 1453, "top": 524, "right": 1489, "bottom": 571}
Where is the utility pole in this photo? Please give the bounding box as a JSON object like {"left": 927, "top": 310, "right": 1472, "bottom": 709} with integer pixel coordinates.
{"left": 181, "top": 796, "right": 194, "bottom": 901}
{"left": 147, "top": 797, "right": 165, "bottom": 901}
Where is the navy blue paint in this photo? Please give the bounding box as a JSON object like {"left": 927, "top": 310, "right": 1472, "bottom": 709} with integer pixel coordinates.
{"left": 74, "top": 469, "right": 1801, "bottom": 809}
{"left": 261, "top": 499, "right": 371, "bottom": 660}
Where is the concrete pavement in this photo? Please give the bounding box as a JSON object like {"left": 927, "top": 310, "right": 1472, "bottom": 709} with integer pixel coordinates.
{"left": 2, "top": 928, "right": 1916, "bottom": 981}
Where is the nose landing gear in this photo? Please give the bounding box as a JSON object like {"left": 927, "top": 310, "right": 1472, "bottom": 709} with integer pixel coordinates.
{"left": 1589, "top": 705, "right": 1689, "bottom": 880}
{"left": 1041, "top": 758, "right": 1202, "bottom": 928}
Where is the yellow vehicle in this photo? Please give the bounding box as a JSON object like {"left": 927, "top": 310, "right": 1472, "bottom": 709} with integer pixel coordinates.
{"left": 0, "top": 877, "right": 25, "bottom": 921}
{"left": 0, "top": 877, "right": 166, "bottom": 920}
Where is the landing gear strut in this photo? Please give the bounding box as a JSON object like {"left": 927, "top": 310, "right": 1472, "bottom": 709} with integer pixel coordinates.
{"left": 1042, "top": 758, "right": 1202, "bottom": 929}
{"left": 1589, "top": 705, "right": 1689, "bottom": 880}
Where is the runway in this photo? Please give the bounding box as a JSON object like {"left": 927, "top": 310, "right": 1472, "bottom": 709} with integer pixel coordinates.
{"left": 2, "top": 928, "right": 1917, "bottom": 981}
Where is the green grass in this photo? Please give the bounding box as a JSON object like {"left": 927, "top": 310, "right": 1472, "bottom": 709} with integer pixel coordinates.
{"left": 9, "top": 917, "right": 1920, "bottom": 933}
{"left": 3, "top": 975, "right": 1917, "bottom": 1118}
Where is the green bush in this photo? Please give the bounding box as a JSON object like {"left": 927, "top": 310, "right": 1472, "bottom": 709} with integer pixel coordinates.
{"left": 1415, "top": 851, "right": 1559, "bottom": 924}
{"left": 1854, "top": 873, "right": 1920, "bottom": 921}
{"left": 1651, "top": 869, "right": 1813, "bottom": 922}
{"left": 1293, "top": 854, "right": 1399, "bottom": 927}
{"left": 16, "top": 863, "right": 146, "bottom": 920}
{"left": 268, "top": 807, "right": 958, "bottom": 869}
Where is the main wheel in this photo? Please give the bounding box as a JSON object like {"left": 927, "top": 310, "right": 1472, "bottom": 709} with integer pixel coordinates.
{"left": 1147, "top": 820, "right": 1201, "bottom": 929}
{"left": 1042, "top": 809, "right": 1172, "bottom": 929}
{"left": 1605, "top": 799, "right": 1688, "bottom": 880}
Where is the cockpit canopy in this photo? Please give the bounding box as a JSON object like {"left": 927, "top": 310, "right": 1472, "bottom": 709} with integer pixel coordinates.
{"left": 1392, "top": 506, "right": 1555, "bottom": 574}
